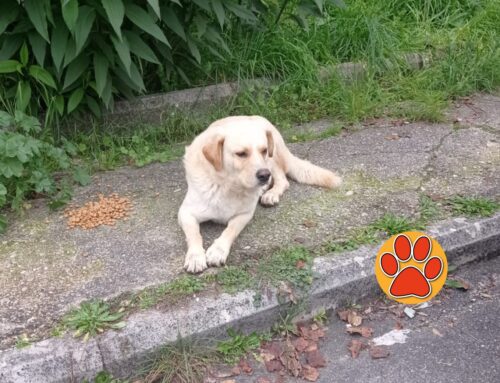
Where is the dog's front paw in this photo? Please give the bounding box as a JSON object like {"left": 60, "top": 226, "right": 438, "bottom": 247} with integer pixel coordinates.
{"left": 184, "top": 248, "right": 207, "bottom": 273}
{"left": 206, "top": 241, "right": 230, "bottom": 267}
{"left": 260, "top": 189, "right": 280, "bottom": 206}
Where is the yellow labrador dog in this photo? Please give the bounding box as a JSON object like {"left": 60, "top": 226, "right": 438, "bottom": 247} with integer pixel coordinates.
{"left": 179, "top": 116, "right": 342, "bottom": 273}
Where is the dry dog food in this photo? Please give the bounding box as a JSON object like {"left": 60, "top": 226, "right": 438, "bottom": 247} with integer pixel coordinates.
{"left": 64, "top": 193, "right": 132, "bottom": 229}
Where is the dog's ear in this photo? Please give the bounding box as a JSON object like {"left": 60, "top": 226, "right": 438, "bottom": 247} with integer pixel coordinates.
{"left": 202, "top": 135, "right": 225, "bottom": 171}
{"left": 266, "top": 130, "right": 274, "bottom": 158}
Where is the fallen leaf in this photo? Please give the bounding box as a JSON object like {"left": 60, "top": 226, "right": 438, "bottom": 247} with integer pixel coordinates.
{"left": 309, "top": 327, "right": 326, "bottom": 341}
{"left": 221, "top": 380, "right": 236, "bottom": 383}
{"left": 302, "top": 365, "right": 320, "bottom": 382}
{"left": 305, "top": 340, "right": 318, "bottom": 352}
{"left": 370, "top": 346, "right": 390, "bottom": 359}
{"left": 260, "top": 351, "right": 276, "bottom": 363}
{"left": 432, "top": 328, "right": 444, "bottom": 337}
{"left": 265, "top": 359, "right": 283, "bottom": 373}
{"left": 347, "top": 311, "right": 363, "bottom": 327}
{"left": 212, "top": 368, "right": 236, "bottom": 378}
{"left": 346, "top": 326, "right": 373, "bottom": 338}
{"left": 238, "top": 358, "right": 253, "bottom": 374}
{"left": 306, "top": 350, "right": 326, "bottom": 368}
{"left": 337, "top": 310, "right": 349, "bottom": 322}
{"left": 445, "top": 278, "right": 470, "bottom": 290}
{"left": 279, "top": 340, "right": 302, "bottom": 377}
{"left": 261, "top": 341, "right": 283, "bottom": 360}
{"left": 256, "top": 377, "right": 272, "bottom": 383}
{"left": 296, "top": 260, "right": 306, "bottom": 269}
{"left": 394, "top": 320, "right": 404, "bottom": 330}
{"left": 302, "top": 219, "right": 317, "bottom": 228}
{"left": 348, "top": 339, "right": 364, "bottom": 358}
{"left": 292, "top": 337, "right": 309, "bottom": 353}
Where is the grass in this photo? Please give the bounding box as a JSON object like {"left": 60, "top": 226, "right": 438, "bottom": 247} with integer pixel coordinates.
{"left": 15, "top": 334, "right": 31, "bottom": 349}
{"left": 85, "top": 371, "right": 129, "bottom": 383}
{"left": 419, "top": 194, "right": 443, "bottom": 223}
{"left": 63, "top": 300, "right": 125, "bottom": 340}
{"left": 141, "top": 337, "right": 217, "bottom": 383}
{"left": 448, "top": 196, "right": 499, "bottom": 217}
{"left": 371, "top": 213, "right": 425, "bottom": 236}
{"left": 50, "top": 0, "right": 498, "bottom": 173}
{"left": 257, "top": 246, "right": 314, "bottom": 290}
{"left": 216, "top": 329, "right": 269, "bottom": 363}
{"left": 216, "top": 265, "right": 254, "bottom": 294}
{"left": 135, "top": 275, "right": 206, "bottom": 309}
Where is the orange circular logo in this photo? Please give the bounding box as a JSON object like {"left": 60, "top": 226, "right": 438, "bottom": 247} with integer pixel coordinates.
{"left": 375, "top": 231, "right": 448, "bottom": 304}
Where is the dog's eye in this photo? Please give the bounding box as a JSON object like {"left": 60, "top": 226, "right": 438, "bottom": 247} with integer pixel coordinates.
{"left": 235, "top": 151, "right": 247, "bottom": 158}
{"left": 261, "top": 149, "right": 268, "bottom": 156}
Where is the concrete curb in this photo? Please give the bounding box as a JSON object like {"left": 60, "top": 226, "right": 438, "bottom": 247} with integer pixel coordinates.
{"left": 107, "top": 52, "right": 432, "bottom": 124}
{"left": 1, "top": 213, "right": 499, "bottom": 382}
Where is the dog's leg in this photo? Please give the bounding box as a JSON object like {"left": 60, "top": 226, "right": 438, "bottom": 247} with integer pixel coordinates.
{"left": 206, "top": 211, "right": 254, "bottom": 267}
{"left": 260, "top": 162, "right": 289, "bottom": 206}
{"left": 179, "top": 209, "right": 207, "bottom": 273}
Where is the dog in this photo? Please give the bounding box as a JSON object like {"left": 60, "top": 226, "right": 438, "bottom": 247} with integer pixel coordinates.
{"left": 179, "top": 116, "right": 342, "bottom": 273}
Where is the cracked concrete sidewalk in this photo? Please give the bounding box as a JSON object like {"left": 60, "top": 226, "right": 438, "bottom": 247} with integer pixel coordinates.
{"left": 1, "top": 93, "right": 499, "bottom": 350}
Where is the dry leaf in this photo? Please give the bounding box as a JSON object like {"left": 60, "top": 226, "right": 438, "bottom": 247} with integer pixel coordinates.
{"left": 305, "top": 341, "right": 318, "bottom": 353}
{"left": 261, "top": 341, "right": 283, "bottom": 360}
{"left": 348, "top": 339, "right": 364, "bottom": 358}
{"left": 302, "top": 219, "right": 317, "bottom": 228}
{"left": 292, "top": 337, "right": 309, "bottom": 353}
{"left": 296, "top": 260, "right": 306, "bottom": 269}
{"left": 432, "top": 328, "right": 444, "bottom": 337}
{"left": 348, "top": 311, "right": 363, "bottom": 327}
{"left": 394, "top": 320, "right": 403, "bottom": 330}
{"left": 346, "top": 326, "right": 373, "bottom": 338}
{"left": 265, "top": 360, "right": 283, "bottom": 373}
{"left": 302, "top": 365, "right": 320, "bottom": 382}
{"left": 256, "top": 377, "right": 272, "bottom": 383}
{"left": 370, "top": 346, "right": 390, "bottom": 359}
{"left": 280, "top": 340, "right": 302, "bottom": 377}
{"left": 337, "top": 310, "right": 349, "bottom": 322}
{"left": 238, "top": 358, "right": 253, "bottom": 374}
{"left": 306, "top": 350, "right": 326, "bottom": 368}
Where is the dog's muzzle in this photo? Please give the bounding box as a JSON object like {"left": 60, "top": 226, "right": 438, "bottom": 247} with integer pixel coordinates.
{"left": 256, "top": 169, "right": 271, "bottom": 185}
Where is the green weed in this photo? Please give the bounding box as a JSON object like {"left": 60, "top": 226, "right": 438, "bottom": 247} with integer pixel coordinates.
{"left": 325, "top": 226, "right": 380, "bottom": 254}
{"left": 142, "top": 337, "right": 217, "bottom": 383}
{"left": 15, "top": 334, "right": 31, "bottom": 349}
{"left": 448, "top": 196, "right": 499, "bottom": 217}
{"left": 419, "top": 194, "right": 443, "bottom": 223}
{"left": 217, "top": 329, "right": 269, "bottom": 363}
{"left": 371, "top": 213, "right": 424, "bottom": 236}
{"left": 136, "top": 275, "right": 206, "bottom": 309}
{"left": 258, "top": 246, "right": 314, "bottom": 290}
{"left": 216, "top": 266, "right": 253, "bottom": 294}
{"left": 86, "top": 371, "right": 129, "bottom": 383}
{"left": 63, "top": 300, "right": 125, "bottom": 340}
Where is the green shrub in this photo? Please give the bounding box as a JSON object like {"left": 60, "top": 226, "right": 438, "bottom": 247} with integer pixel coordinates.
{"left": 0, "top": 109, "right": 88, "bottom": 232}
{"left": 0, "top": 0, "right": 338, "bottom": 124}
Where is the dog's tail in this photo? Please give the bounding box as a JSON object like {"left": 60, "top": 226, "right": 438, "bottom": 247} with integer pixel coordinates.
{"left": 281, "top": 148, "right": 342, "bottom": 189}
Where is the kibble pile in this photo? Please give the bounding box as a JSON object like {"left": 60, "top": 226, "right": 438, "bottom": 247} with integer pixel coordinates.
{"left": 64, "top": 193, "right": 132, "bottom": 229}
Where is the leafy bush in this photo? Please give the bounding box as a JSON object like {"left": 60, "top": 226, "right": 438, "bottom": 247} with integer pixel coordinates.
{"left": 0, "top": 0, "right": 340, "bottom": 124}
{"left": 0, "top": 109, "right": 88, "bottom": 232}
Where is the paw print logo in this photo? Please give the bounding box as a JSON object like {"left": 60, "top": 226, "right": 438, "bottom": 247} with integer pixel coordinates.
{"left": 375, "top": 232, "right": 448, "bottom": 304}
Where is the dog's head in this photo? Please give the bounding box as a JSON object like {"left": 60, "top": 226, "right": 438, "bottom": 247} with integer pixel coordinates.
{"left": 202, "top": 120, "right": 274, "bottom": 189}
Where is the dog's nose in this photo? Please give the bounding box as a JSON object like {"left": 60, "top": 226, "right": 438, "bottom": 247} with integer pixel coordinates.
{"left": 256, "top": 169, "right": 271, "bottom": 184}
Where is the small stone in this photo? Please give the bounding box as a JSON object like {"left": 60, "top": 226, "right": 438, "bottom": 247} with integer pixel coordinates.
{"left": 345, "top": 190, "right": 354, "bottom": 196}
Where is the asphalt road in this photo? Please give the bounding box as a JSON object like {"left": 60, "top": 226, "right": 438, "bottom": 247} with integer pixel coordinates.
{"left": 235, "top": 255, "right": 500, "bottom": 383}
